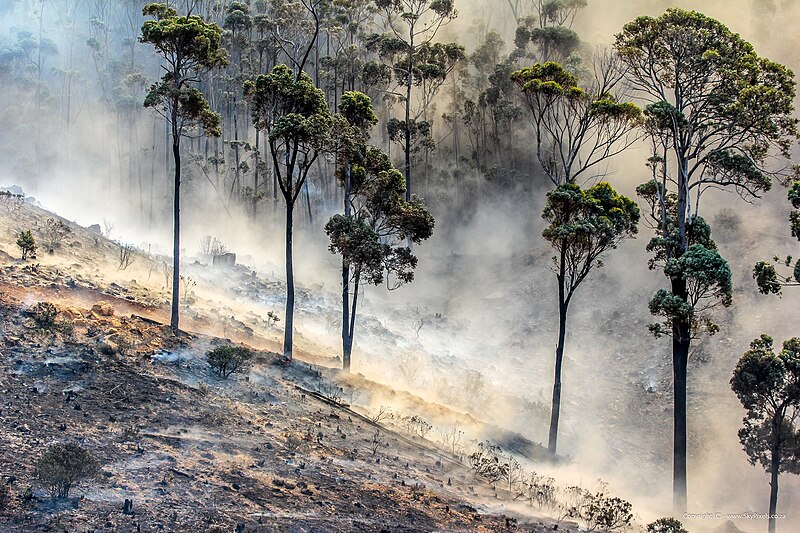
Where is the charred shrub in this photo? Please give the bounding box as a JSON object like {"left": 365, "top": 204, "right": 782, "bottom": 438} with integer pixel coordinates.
{"left": 28, "top": 302, "right": 73, "bottom": 336}
{"left": 468, "top": 441, "right": 508, "bottom": 488}
{"left": 207, "top": 344, "right": 253, "bottom": 378}
{"left": 41, "top": 218, "right": 72, "bottom": 250}
{"left": 35, "top": 443, "right": 100, "bottom": 498}
{"left": 31, "top": 302, "right": 58, "bottom": 330}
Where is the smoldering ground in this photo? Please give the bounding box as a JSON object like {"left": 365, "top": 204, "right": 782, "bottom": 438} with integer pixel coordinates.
{"left": 1, "top": 0, "right": 800, "bottom": 530}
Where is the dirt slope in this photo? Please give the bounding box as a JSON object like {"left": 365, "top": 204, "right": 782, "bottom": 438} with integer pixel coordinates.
{"left": 0, "top": 200, "right": 561, "bottom": 531}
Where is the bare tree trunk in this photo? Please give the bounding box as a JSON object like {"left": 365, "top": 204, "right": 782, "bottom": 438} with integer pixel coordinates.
{"left": 404, "top": 31, "right": 414, "bottom": 202}
{"left": 342, "top": 160, "right": 352, "bottom": 371}
{"left": 671, "top": 276, "right": 690, "bottom": 514}
{"left": 283, "top": 203, "right": 295, "bottom": 360}
{"left": 171, "top": 114, "right": 181, "bottom": 334}
{"left": 768, "top": 422, "right": 781, "bottom": 533}
{"left": 548, "top": 244, "right": 568, "bottom": 454}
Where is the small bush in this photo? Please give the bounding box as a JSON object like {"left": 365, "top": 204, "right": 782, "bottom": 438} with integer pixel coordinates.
{"left": 207, "top": 344, "right": 253, "bottom": 378}
{"left": 34, "top": 443, "right": 100, "bottom": 498}
{"left": 16, "top": 230, "right": 36, "bottom": 260}
{"left": 582, "top": 493, "right": 633, "bottom": 531}
{"left": 42, "top": 218, "right": 72, "bottom": 249}
{"left": 31, "top": 302, "right": 58, "bottom": 330}
{"left": 647, "top": 517, "right": 688, "bottom": 533}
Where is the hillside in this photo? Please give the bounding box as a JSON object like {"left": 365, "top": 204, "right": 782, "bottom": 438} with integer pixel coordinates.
{"left": 0, "top": 198, "right": 569, "bottom": 532}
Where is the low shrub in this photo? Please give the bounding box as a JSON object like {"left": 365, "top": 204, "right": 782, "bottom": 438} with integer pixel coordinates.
{"left": 207, "top": 344, "right": 253, "bottom": 378}
{"left": 34, "top": 443, "right": 100, "bottom": 498}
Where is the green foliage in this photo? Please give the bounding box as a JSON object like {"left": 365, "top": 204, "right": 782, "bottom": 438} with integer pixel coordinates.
{"left": 15, "top": 230, "right": 36, "bottom": 260}
{"left": 542, "top": 182, "right": 639, "bottom": 297}
{"left": 512, "top": 2, "right": 586, "bottom": 63}
{"left": 617, "top": 8, "right": 798, "bottom": 198}
{"left": 338, "top": 91, "right": 378, "bottom": 131}
{"left": 511, "top": 62, "right": 582, "bottom": 99}
{"left": 327, "top": 95, "right": 434, "bottom": 290}
{"left": 207, "top": 344, "right": 253, "bottom": 378}
{"left": 246, "top": 64, "right": 332, "bottom": 202}
{"left": 647, "top": 517, "right": 688, "bottom": 533}
{"left": 753, "top": 179, "right": 800, "bottom": 295}
{"left": 731, "top": 336, "right": 800, "bottom": 475}
{"left": 140, "top": 3, "right": 226, "bottom": 137}
{"left": 35, "top": 443, "right": 100, "bottom": 498}
{"left": 648, "top": 244, "right": 732, "bottom": 338}
{"left": 512, "top": 55, "right": 641, "bottom": 186}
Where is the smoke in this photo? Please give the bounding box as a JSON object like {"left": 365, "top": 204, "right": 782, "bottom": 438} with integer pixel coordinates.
{"left": 1, "top": 1, "right": 800, "bottom": 531}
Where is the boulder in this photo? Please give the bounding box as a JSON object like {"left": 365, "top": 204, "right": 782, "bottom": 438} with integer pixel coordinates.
{"left": 91, "top": 301, "right": 115, "bottom": 317}
{"left": 213, "top": 252, "right": 236, "bottom": 269}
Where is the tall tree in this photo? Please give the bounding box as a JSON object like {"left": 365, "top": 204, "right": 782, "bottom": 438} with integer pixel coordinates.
{"left": 140, "top": 3, "right": 226, "bottom": 334}
{"left": 372, "top": 0, "right": 458, "bottom": 201}
{"left": 615, "top": 8, "right": 799, "bottom": 512}
{"left": 512, "top": 56, "right": 641, "bottom": 455}
{"left": 246, "top": 64, "right": 332, "bottom": 361}
{"left": 540, "top": 182, "right": 639, "bottom": 454}
{"left": 327, "top": 91, "right": 434, "bottom": 371}
{"left": 731, "top": 335, "right": 800, "bottom": 533}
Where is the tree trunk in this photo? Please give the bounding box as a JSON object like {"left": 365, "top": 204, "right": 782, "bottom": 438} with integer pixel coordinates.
{"left": 342, "top": 160, "right": 352, "bottom": 371}
{"left": 170, "top": 120, "right": 181, "bottom": 334}
{"left": 347, "top": 270, "right": 360, "bottom": 364}
{"left": 671, "top": 276, "right": 690, "bottom": 514}
{"left": 342, "top": 260, "right": 351, "bottom": 371}
{"left": 253, "top": 128, "right": 259, "bottom": 218}
{"left": 548, "top": 254, "right": 568, "bottom": 455}
{"left": 768, "top": 421, "right": 781, "bottom": 533}
{"left": 404, "top": 32, "right": 414, "bottom": 202}
{"left": 283, "top": 204, "right": 295, "bottom": 360}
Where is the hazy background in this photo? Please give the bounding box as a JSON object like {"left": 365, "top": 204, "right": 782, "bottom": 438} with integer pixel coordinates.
{"left": 1, "top": 0, "right": 799, "bottom": 529}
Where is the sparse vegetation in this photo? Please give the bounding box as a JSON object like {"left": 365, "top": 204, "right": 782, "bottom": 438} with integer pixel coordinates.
{"left": 207, "top": 344, "right": 253, "bottom": 378}
{"left": 30, "top": 301, "right": 58, "bottom": 330}
{"left": 16, "top": 230, "right": 36, "bottom": 260}
{"left": 118, "top": 243, "right": 136, "bottom": 270}
{"left": 41, "top": 218, "right": 72, "bottom": 250}
{"left": 199, "top": 236, "right": 228, "bottom": 257}
{"left": 0, "top": 190, "right": 24, "bottom": 213}
{"left": 469, "top": 441, "right": 508, "bottom": 488}
{"left": 34, "top": 443, "right": 100, "bottom": 498}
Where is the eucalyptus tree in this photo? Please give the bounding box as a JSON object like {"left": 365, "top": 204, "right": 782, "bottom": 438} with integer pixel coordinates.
{"left": 140, "top": 3, "right": 227, "bottom": 334}
{"left": 731, "top": 335, "right": 800, "bottom": 533}
{"left": 222, "top": 1, "right": 254, "bottom": 204}
{"left": 246, "top": 64, "right": 332, "bottom": 361}
{"left": 512, "top": 0, "right": 587, "bottom": 65}
{"left": 615, "top": 8, "right": 799, "bottom": 512}
{"left": 371, "top": 0, "right": 458, "bottom": 201}
{"left": 511, "top": 55, "right": 642, "bottom": 455}
{"left": 326, "top": 91, "right": 434, "bottom": 371}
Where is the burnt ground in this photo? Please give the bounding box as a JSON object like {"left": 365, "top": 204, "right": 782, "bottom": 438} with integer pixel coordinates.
{"left": 0, "top": 282, "right": 564, "bottom": 532}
